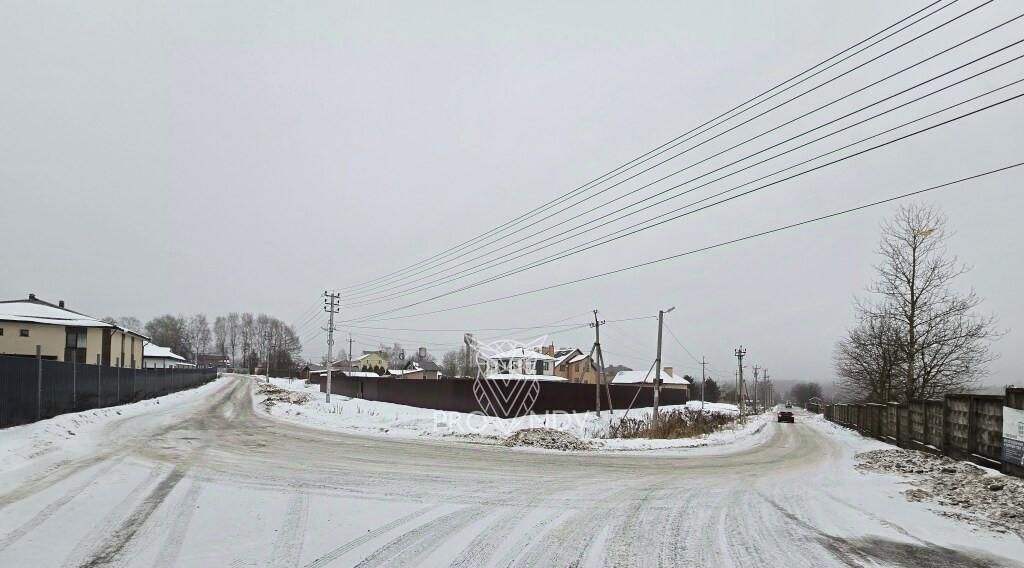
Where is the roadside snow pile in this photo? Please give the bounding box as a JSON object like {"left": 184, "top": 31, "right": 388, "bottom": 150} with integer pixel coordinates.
{"left": 502, "top": 428, "right": 590, "bottom": 451}
{"left": 252, "top": 377, "right": 769, "bottom": 451}
{"left": 856, "top": 448, "right": 1024, "bottom": 537}
{"left": 256, "top": 380, "right": 311, "bottom": 408}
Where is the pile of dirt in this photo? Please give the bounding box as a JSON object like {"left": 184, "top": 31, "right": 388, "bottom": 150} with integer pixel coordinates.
{"left": 856, "top": 448, "right": 1024, "bottom": 537}
{"left": 502, "top": 428, "right": 590, "bottom": 451}
{"left": 256, "top": 382, "right": 311, "bottom": 408}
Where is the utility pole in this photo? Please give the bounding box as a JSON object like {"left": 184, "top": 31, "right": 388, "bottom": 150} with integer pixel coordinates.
{"left": 752, "top": 365, "right": 760, "bottom": 414}
{"left": 734, "top": 346, "right": 746, "bottom": 415}
{"left": 323, "top": 291, "right": 340, "bottom": 403}
{"left": 348, "top": 333, "right": 353, "bottom": 372}
{"left": 265, "top": 329, "right": 272, "bottom": 382}
{"left": 762, "top": 369, "right": 770, "bottom": 407}
{"left": 653, "top": 307, "right": 675, "bottom": 426}
{"left": 589, "top": 310, "right": 609, "bottom": 416}
{"left": 700, "top": 356, "right": 707, "bottom": 413}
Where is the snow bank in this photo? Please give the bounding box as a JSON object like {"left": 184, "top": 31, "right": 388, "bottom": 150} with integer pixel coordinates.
{"left": 253, "top": 377, "right": 767, "bottom": 452}
{"left": 0, "top": 376, "right": 230, "bottom": 477}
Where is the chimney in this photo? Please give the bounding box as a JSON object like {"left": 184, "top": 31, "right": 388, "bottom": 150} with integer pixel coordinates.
{"left": 663, "top": 366, "right": 673, "bottom": 379}
{"left": 59, "top": 300, "right": 65, "bottom": 308}
{"left": 28, "top": 293, "right": 36, "bottom": 301}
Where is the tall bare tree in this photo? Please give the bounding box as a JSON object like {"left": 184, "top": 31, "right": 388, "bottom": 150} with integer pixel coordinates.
{"left": 835, "top": 204, "right": 998, "bottom": 402}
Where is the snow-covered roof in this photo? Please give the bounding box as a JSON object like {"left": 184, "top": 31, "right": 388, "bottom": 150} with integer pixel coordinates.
{"left": 346, "top": 371, "right": 383, "bottom": 378}
{"left": 143, "top": 344, "right": 186, "bottom": 361}
{"left": 0, "top": 299, "right": 147, "bottom": 338}
{"left": 485, "top": 373, "right": 568, "bottom": 382}
{"left": 569, "top": 354, "right": 589, "bottom": 364}
{"left": 612, "top": 370, "right": 690, "bottom": 385}
{"left": 486, "top": 348, "right": 555, "bottom": 361}
{"left": 353, "top": 353, "right": 383, "bottom": 362}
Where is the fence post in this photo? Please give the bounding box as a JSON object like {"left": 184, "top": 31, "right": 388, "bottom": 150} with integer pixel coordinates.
{"left": 72, "top": 356, "right": 77, "bottom": 411}
{"left": 97, "top": 353, "right": 102, "bottom": 408}
{"left": 922, "top": 402, "right": 929, "bottom": 448}
{"left": 967, "top": 396, "right": 978, "bottom": 456}
{"left": 36, "top": 345, "right": 42, "bottom": 420}
{"left": 132, "top": 366, "right": 137, "bottom": 401}
{"left": 116, "top": 358, "right": 120, "bottom": 404}
{"left": 941, "top": 397, "right": 949, "bottom": 454}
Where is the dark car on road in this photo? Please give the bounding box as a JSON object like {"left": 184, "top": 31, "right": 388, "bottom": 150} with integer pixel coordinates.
{"left": 778, "top": 411, "right": 795, "bottom": 423}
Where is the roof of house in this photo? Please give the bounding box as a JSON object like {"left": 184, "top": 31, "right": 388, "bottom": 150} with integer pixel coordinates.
{"left": 485, "top": 373, "right": 568, "bottom": 382}
{"left": 612, "top": 370, "right": 691, "bottom": 385}
{"left": 486, "top": 348, "right": 555, "bottom": 361}
{"left": 143, "top": 344, "right": 186, "bottom": 361}
{"left": 568, "top": 353, "right": 590, "bottom": 364}
{"left": 404, "top": 360, "right": 440, "bottom": 371}
{"left": 353, "top": 353, "right": 384, "bottom": 362}
{"left": 0, "top": 297, "right": 148, "bottom": 338}
{"left": 553, "top": 348, "right": 582, "bottom": 367}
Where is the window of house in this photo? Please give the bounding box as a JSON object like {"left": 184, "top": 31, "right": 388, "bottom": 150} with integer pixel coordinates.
{"left": 0, "top": 328, "right": 4, "bottom": 336}
{"left": 19, "top": 329, "right": 29, "bottom": 337}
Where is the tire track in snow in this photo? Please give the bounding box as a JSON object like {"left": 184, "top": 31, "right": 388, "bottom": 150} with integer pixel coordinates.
{"left": 270, "top": 492, "right": 310, "bottom": 568}
{"left": 59, "top": 465, "right": 168, "bottom": 568}
{"left": 448, "top": 506, "right": 529, "bottom": 567}
{"left": 510, "top": 484, "right": 640, "bottom": 567}
{"left": 303, "top": 505, "right": 437, "bottom": 568}
{"left": 74, "top": 466, "right": 189, "bottom": 568}
{"left": 0, "top": 457, "right": 125, "bottom": 553}
{"left": 352, "top": 506, "right": 491, "bottom": 568}
{"left": 151, "top": 479, "right": 205, "bottom": 568}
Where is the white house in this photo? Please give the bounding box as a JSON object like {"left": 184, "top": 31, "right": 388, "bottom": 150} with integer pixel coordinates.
{"left": 143, "top": 344, "right": 193, "bottom": 369}
{"left": 486, "top": 347, "right": 556, "bottom": 376}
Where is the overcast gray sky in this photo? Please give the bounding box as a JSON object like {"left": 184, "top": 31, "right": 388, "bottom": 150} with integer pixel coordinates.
{"left": 2, "top": 1, "right": 1022, "bottom": 388}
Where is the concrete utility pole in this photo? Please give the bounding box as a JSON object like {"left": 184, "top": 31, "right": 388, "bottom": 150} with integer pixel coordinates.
{"left": 323, "top": 291, "right": 340, "bottom": 403}
{"left": 700, "top": 356, "right": 707, "bottom": 413}
{"left": 752, "top": 365, "right": 760, "bottom": 414}
{"left": 762, "top": 369, "right": 770, "bottom": 408}
{"left": 653, "top": 306, "right": 675, "bottom": 426}
{"left": 348, "top": 334, "right": 353, "bottom": 372}
{"left": 734, "top": 346, "right": 746, "bottom": 415}
{"left": 589, "top": 310, "right": 609, "bottom": 416}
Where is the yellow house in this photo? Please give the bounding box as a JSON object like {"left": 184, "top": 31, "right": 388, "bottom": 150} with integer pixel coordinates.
{"left": 352, "top": 351, "right": 388, "bottom": 372}
{"left": 0, "top": 294, "right": 148, "bottom": 368}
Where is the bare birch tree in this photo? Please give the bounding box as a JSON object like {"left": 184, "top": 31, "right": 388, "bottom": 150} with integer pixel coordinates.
{"left": 835, "top": 204, "right": 998, "bottom": 401}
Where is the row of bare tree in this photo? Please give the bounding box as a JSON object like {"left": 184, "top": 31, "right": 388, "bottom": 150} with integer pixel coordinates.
{"left": 834, "top": 204, "right": 998, "bottom": 403}
{"left": 104, "top": 313, "right": 302, "bottom": 371}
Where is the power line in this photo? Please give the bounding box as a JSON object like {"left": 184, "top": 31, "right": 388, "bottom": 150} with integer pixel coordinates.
{"left": 334, "top": 0, "right": 958, "bottom": 294}
{"left": 342, "top": 0, "right": 982, "bottom": 300}
{"left": 342, "top": 90, "right": 1024, "bottom": 323}
{"left": 346, "top": 40, "right": 1024, "bottom": 306}
{"left": 340, "top": 162, "right": 1023, "bottom": 323}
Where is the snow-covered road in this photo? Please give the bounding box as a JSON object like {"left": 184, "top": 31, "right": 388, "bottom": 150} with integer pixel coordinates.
{"left": 1, "top": 375, "right": 1021, "bottom": 567}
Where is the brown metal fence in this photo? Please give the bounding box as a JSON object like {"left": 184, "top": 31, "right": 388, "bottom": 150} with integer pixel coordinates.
{"left": 0, "top": 354, "right": 218, "bottom": 428}
{"left": 824, "top": 388, "right": 1024, "bottom": 478}
{"left": 323, "top": 376, "right": 688, "bottom": 417}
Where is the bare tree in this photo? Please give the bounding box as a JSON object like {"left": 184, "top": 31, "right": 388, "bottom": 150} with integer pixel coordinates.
{"left": 213, "top": 316, "right": 228, "bottom": 357}
{"left": 185, "top": 314, "right": 212, "bottom": 364}
{"left": 441, "top": 349, "right": 460, "bottom": 377}
{"left": 226, "top": 312, "right": 240, "bottom": 365}
{"left": 835, "top": 204, "right": 998, "bottom": 402}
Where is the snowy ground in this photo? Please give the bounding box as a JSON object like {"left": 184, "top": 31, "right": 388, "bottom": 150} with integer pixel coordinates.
{"left": 255, "top": 377, "right": 765, "bottom": 451}
{"left": 1, "top": 374, "right": 1022, "bottom": 567}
